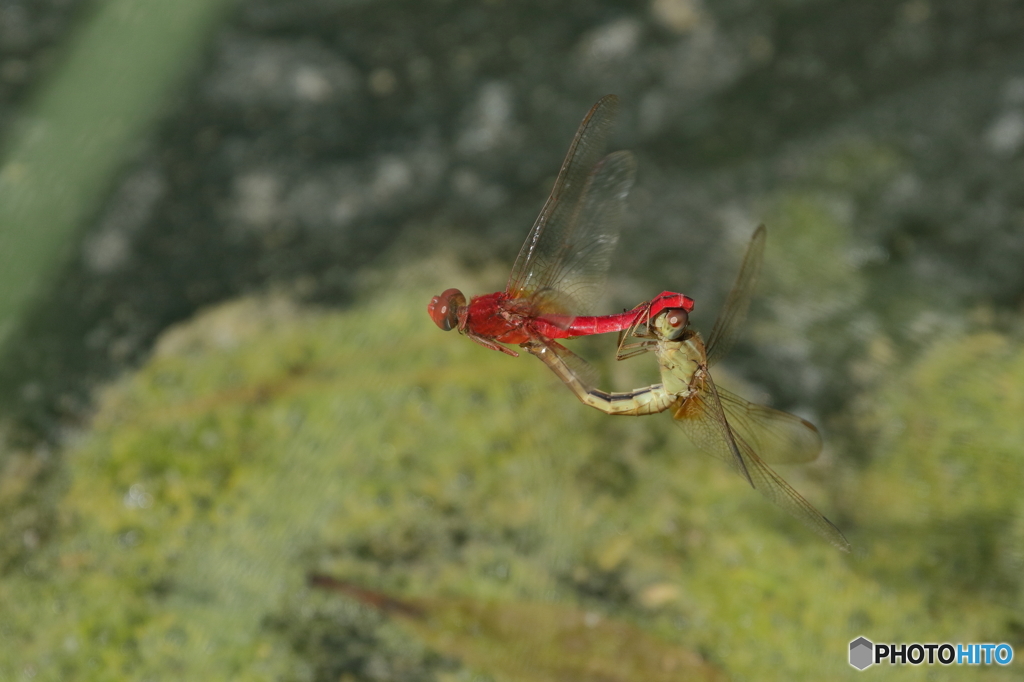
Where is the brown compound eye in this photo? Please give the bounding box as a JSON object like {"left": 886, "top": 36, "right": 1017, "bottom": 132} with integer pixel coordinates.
{"left": 428, "top": 288, "right": 466, "bottom": 331}
{"left": 663, "top": 308, "right": 689, "bottom": 339}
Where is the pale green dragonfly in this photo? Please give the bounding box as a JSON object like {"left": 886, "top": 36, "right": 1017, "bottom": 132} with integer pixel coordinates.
{"left": 526, "top": 225, "right": 850, "bottom": 551}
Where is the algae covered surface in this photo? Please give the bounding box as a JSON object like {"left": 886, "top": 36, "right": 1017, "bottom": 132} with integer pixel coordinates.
{"left": 3, "top": 0, "right": 1024, "bottom": 679}
{"left": 1, "top": 272, "right": 1022, "bottom": 681}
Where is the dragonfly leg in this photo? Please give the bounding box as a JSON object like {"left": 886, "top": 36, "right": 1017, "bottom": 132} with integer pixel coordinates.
{"left": 467, "top": 333, "right": 519, "bottom": 357}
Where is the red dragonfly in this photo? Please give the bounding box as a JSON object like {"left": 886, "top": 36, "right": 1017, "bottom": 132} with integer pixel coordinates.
{"left": 428, "top": 95, "right": 693, "bottom": 356}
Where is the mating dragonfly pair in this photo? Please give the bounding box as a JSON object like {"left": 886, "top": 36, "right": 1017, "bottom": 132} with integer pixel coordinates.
{"left": 428, "top": 96, "right": 850, "bottom": 552}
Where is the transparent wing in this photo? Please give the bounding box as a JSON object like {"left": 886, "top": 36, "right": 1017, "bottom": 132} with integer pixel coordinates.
{"left": 672, "top": 372, "right": 850, "bottom": 551}
{"left": 529, "top": 150, "right": 636, "bottom": 318}
{"left": 705, "top": 224, "right": 766, "bottom": 368}
{"left": 672, "top": 371, "right": 754, "bottom": 486}
{"left": 717, "top": 386, "right": 822, "bottom": 464}
{"left": 506, "top": 95, "right": 635, "bottom": 317}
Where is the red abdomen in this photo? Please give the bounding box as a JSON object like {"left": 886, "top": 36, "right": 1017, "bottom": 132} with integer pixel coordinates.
{"left": 462, "top": 290, "right": 694, "bottom": 346}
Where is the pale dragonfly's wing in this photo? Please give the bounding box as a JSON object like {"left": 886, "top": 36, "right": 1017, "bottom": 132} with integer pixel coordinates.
{"left": 506, "top": 95, "right": 636, "bottom": 321}
{"left": 704, "top": 224, "right": 766, "bottom": 368}
{"left": 716, "top": 386, "right": 822, "bottom": 464}
{"left": 671, "top": 370, "right": 850, "bottom": 551}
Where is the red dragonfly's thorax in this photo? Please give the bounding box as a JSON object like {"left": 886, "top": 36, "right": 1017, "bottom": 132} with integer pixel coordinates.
{"left": 463, "top": 292, "right": 532, "bottom": 344}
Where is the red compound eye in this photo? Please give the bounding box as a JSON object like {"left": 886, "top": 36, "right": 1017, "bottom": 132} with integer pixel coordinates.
{"left": 428, "top": 288, "right": 466, "bottom": 331}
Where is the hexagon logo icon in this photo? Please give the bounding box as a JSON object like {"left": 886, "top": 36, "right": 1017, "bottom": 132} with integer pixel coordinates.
{"left": 850, "top": 636, "right": 874, "bottom": 670}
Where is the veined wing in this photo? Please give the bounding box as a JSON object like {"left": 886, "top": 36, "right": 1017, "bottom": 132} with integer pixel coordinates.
{"left": 531, "top": 150, "right": 637, "bottom": 321}
{"left": 671, "top": 372, "right": 850, "bottom": 551}
{"left": 507, "top": 95, "right": 634, "bottom": 317}
{"left": 705, "top": 224, "right": 766, "bottom": 368}
{"left": 717, "top": 386, "right": 822, "bottom": 464}
{"left": 673, "top": 370, "right": 754, "bottom": 486}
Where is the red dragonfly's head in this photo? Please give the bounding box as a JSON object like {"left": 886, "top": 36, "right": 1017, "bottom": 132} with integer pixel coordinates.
{"left": 428, "top": 288, "right": 468, "bottom": 332}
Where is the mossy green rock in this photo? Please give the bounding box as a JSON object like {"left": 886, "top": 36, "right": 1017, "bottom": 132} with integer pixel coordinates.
{"left": 855, "top": 331, "right": 1024, "bottom": 600}
{"left": 0, "top": 286, "right": 1019, "bottom": 680}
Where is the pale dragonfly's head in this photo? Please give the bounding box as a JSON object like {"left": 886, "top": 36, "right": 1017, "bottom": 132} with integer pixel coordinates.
{"left": 650, "top": 308, "right": 690, "bottom": 341}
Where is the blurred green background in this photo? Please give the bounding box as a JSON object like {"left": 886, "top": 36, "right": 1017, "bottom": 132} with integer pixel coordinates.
{"left": 1, "top": 0, "right": 1024, "bottom": 679}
